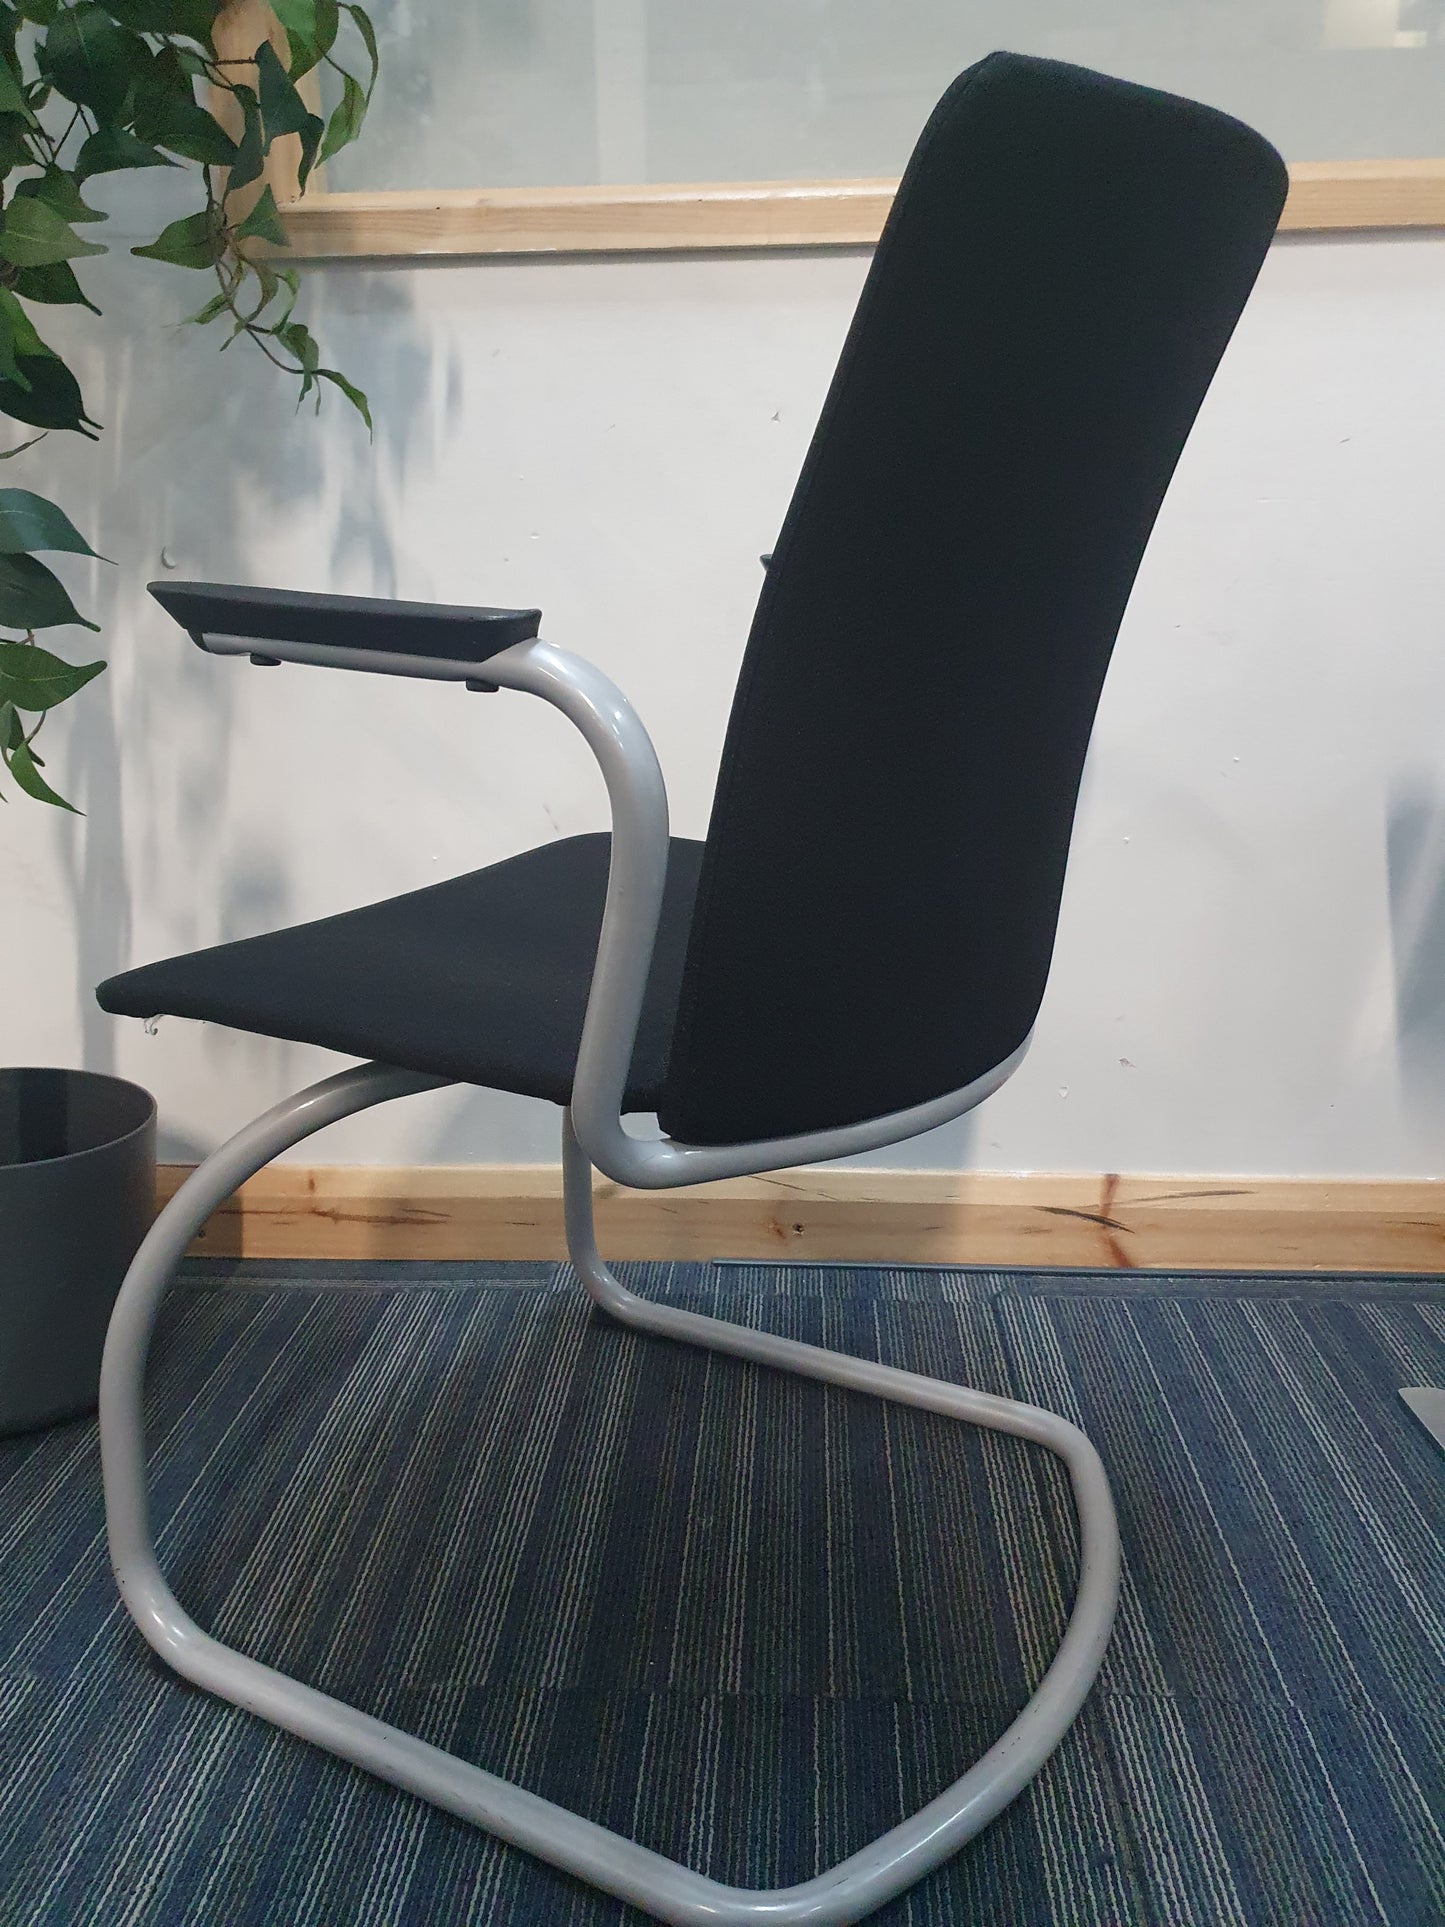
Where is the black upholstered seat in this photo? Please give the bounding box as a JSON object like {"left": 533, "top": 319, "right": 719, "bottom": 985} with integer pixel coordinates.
{"left": 97, "top": 836, "right": 704, "bottom": 1107}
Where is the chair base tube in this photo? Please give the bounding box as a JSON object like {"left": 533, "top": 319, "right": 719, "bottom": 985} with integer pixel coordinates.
{"left": 98, "top": 1073, "right": 1121, "bottom": 1927}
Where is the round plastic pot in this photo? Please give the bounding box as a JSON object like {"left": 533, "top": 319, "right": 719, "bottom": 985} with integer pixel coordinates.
{"left": 0, "top": 1068, "right": 157, "bottom": 1436}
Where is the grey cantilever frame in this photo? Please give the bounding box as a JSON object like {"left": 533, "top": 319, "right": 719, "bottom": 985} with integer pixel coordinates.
{"left": 101, "top": 620, "right": 1119, "bottom": 1927}
{"left": 101, "top": 50, "right": 1288, "bottom": 1926}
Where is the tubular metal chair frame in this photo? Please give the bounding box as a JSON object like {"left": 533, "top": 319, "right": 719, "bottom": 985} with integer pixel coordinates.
{"left": 99, "top": 634, "right": 1120, "bottom": 1927}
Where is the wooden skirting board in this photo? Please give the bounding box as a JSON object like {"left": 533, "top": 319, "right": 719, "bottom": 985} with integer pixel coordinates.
{"left": 156, "top": 1166, "right": 1445, "bottom": 1273}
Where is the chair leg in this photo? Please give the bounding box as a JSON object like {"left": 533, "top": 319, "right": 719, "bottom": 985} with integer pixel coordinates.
{"left": 101, "top": 1060, "right": 444, "bottom": 1649}
{"left": 98, "top": 1074, "right": 1120, "bottom": 1927}
{"left": 560, "top": 1110, "right": 1121, "bottom": 1922}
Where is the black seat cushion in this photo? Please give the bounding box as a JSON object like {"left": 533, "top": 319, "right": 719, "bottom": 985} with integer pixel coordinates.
{"left": 96, "top": 836, "right": 704, "bottom": 1109}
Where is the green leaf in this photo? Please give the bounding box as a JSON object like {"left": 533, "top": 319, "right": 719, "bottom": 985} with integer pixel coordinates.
{"left": 12, "top": 260, "right": 102, "bottom": 313}
{"left": 38, "top": 3, "right": 135, "bottom": 120}
{"left": 0, "top": 353, "right": 96, "bottom": 434}
{"left": 318, "top": 68, "right": 363, "bottom": 164}
{"left": 317, "top": 365, "right": 370, "bottom": 432}
{"left": 0, "top": 112, "right": 34, "bottom": 171}
{"left": 145, "top": 37, "right": 199, "bottom": 87}
{"left": 0, "top": 555, "right": 98, "bottom": 632}
{"left": 244, "top": 258, "right": 295, "bottom": 319}
{"left": 0, "top": 55, "right": 32, "bottom": 119}
{"left": 0, "top": 638, "right": 105, "bottom": 711}
{"left": 131, "top": 206, "right": 222, "bottom": 269}
{"left": 0, "top": 292, "right": 99, "bottom": 438}
{"left": 269, "top": 0, "right": 316, "bottom": 44}
{"left": 0, "top": 489, "right": 101, "bottom": 557}
{"left": 0, "top": 281, "right": 34, "bottom": 386}
{"left": 131, "top": 81, "right": 237, "bottom": 166}
{"left": 295, "top": 108, "right": 322, "bottom": 191}
{"left": 277, "top": 317, "right": 318, "bottom": 375}
{"left": 75, "top": 124, "right": 174, "bottom": 176}
{"left": 237, "top": 259, "right": 298, "bottom": 332}
{"left": 0, "top": 432, "right": 46, "bottom": 460}
{"left": 342, "top": 4, "right": 377, "bottom": 97}
{"left": 272, "top": 0, "right": 336, "bottom": 80}
{"left": 0, "top": 286, "right": 52, "bottom": 358}
{"left": 0, "top": 324, "right": 26, "bottom": 389}
{"left": 100, "top": 0, "right": 217, "bottom": 40}
{"left": 231, "top": 181, "right": 287, "bottom": 246}
{"left": 19, "top": 0, "right": 61, "bottom": 24}
{"left": 181, "top": 286, "right": 230, "bottom": 326}
{"left": 4, "top": 727, "right": 79, "bottom": 809}
{"left": 0, "top": 195, "right": 107, "bottom": 266}
{"left": 225, "top": 81, "right": 264, "bottom": 191}
{"left": 252, "top": 41, "right": 324, "bottom": 191}
{"left": 12, "top": 169, "right": 107, "bottom": 223}
{"left": 246, "top": 255, "right": 278, "bottom": 300}
{"left": 254, "top": 38, "right": 308, "bottom": 136}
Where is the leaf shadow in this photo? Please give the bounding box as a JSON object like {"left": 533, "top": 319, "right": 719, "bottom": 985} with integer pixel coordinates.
{"left": 21, "top": 228, "right": 447, "bottom": 1108}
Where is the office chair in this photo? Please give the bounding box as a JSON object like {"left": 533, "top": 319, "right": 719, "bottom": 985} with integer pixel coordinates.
{"left": 96, "top": 52, "right": 1286, "bottom": 1927}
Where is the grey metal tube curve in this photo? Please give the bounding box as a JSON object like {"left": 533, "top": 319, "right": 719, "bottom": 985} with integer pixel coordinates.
{"left": 99, "top": 1062, "right": 444, "bottom": 1646}
{"left": 562, "top": 1110, "right": 1121, "bottom": 1921}
{"left": 97, "top": 1070, "right": 1120, "bottom": 1927}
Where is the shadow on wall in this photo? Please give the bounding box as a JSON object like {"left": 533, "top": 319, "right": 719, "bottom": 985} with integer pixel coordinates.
{"left": 1386, "top": 779, "right": 1445, "bottom": 1121}
{"left": 32, "top": 239, "right": 447, "bottom": 1075}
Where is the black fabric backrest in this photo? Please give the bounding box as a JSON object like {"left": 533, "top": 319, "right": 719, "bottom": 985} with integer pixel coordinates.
{"left": 657, "top": 53, "right": 1287, "bottom": 1148}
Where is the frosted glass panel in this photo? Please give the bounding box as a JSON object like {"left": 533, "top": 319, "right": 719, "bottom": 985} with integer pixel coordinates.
{"left": 324, "top": 1, "right": 1445, "bottom": 192}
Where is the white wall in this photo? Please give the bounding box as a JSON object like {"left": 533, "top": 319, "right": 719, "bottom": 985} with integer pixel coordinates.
{"left": 8, "top": 214, "right": 1445, "bottom": 1176}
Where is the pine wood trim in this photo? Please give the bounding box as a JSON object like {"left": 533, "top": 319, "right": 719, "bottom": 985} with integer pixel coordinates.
{"left": 1281, "top": 157, "right": 1445, "bottom": 230}
{"left": 273, "top": 178, "right": 898, "bottom": 259}
{"left": 156, "top": 1165, "right": 1445, "bottom": 1273}
{"left": 270, "top": 160, "right": 1445, "bottom": 261}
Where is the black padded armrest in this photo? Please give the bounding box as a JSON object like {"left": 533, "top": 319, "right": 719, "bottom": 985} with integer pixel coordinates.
{"left": 149, "top": 581, "right": 541, "bottom": 664}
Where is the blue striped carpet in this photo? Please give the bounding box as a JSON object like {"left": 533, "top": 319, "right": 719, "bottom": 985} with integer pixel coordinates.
{"left": 1, "top": 1260, "right": 1441, "bottom": 1926}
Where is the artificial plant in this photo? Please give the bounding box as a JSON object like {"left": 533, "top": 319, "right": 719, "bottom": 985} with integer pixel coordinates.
{"left": 0, "top": 0, "right": 376, "bottom": 809}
